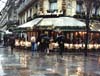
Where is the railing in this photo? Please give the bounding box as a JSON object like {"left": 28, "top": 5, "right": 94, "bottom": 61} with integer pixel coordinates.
{"left": 38, "top": 10, "right": 63, "bottom": 16}
{"left": 24, "top": 0, "right": 32, "bottom": 6}
{"left": 17, "top": 3, "right": 25, "bottom": 14}
{"left": 17, "top": 0, "right": 32, "bottom": 14}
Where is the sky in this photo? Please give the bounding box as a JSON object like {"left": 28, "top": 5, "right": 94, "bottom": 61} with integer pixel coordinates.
{"left": 0, "top": 0, "right": 7, "bottom": 11}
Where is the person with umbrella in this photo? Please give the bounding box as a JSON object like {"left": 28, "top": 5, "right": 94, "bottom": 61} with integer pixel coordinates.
{"left": 36, "top": 34, "right": 47, "bottom": 53}
{"left": 9, "top": 34, "right": 15, "bottom": 54}
{"left": 37, "top": 33, "right": 50, "bottom": 54}
{"left": 42, "top": 35, "right": 50, "bottom": 54}
{"left": 56, "top": 35, "right": 65, "bottom": 56}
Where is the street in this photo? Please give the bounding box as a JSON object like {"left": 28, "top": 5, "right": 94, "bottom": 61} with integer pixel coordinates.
{"left": 0, "top": 45, "right": 99, "bottom": 76}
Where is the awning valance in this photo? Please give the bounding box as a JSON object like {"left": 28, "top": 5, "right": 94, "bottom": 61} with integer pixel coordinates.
{"left": 18, "top": 18, "right": 42, "bottom": 28}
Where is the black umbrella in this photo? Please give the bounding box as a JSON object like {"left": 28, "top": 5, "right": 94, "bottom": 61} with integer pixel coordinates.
{"left": 40, "top": 34, "right": 47, "bottom": 38}
{"left": 37, "top": 34, "right": 47, "bottom": 42}
{"left": 42, "top": 36, "right": 50, "bottom": 43}
{"left": 56, "top": 35, "right": 65, "bottom": 42}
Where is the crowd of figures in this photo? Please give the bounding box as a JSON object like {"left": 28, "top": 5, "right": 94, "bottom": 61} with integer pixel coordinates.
{"left": 3, "top": 34, "right": 15, "bottom": 54}
{"left": 31, "top": 33, "right": 65, "bottom": 56}
{"left": 3, "top": 33, "right": 65, "bottom": 55}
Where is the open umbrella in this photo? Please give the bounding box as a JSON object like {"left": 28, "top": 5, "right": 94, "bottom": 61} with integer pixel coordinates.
{"left": 42, "top": 36, "right": 50, "bottom": 42}
{"left": 37, "top": 34, "right": 48, "bottom": 42}
{"left": 56, "top": 35, "right": 65, "bottom": 43}
{"left": 40, "top": 34, "right": 47, "bottom": 38}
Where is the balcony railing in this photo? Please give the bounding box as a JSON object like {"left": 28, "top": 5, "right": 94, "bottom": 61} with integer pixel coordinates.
{"left": 17, "top": 0, "right": 32, "bottom": 14}
{"left": 47, "top": 9, "right": 58, "bottom": 13}
{"left": 5, "top": 20, "right": 19, "bottom": 25}
{"left": 24, "top": 0, "right": 32, "bottom": 6}
{"left": 17, "top": 3, "right": 25, "bottom": 14}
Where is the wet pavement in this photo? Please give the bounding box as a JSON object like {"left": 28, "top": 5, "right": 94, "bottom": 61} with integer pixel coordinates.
{"left": 0, "top": 45, "right": 100, "bottom": 76}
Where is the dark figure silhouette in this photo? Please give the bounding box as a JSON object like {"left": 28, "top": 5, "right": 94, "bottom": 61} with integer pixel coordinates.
{"left": 42, "top": 36, "right": 50, "bottom": 53}
{"left": 9, "top": 35, "right": 15, "bottom": 54}
{"left": 56, "top": 35, "right": 65, "bottom": 56}
{"left": 37, "top": 34, "right": 50, "bottom": 53}
{"left": 3, "top": 35, "right": 8, "bottom": 46}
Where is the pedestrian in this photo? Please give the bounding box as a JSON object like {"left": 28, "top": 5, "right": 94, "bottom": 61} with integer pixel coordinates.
{"left": 3, "top": 34, "right": 7, "bottom": 46}
{"left": 49, "top": 38, "right": 54, "bottom": 54}
{"left": 43, "top": 36, "right": 50, "bottom": 54}
{"left": 31, "top": 36, "right": 37, "bottom": 56}
{"left": 56, "top": 35, "right": 65, "bottom": 56}
{"left": 9, "top": 34, "right": 15, "bottom": 54}
{"left": 36, "top": 34, "right": 46, "bottom": 53}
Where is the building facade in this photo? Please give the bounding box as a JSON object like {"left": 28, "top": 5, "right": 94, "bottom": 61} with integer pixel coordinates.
{"left": 0, "top": 0, "right": 100, "bottom": 50}
{"left": 0, "top": 0, "right": 19, "bottom": 31}
{"left": 0, "top": 6, "right": 8, "bottom": 30}
{"left": 1, "top": 0, "right": 100, "bottom": 29}
{"left": 16, "top": 0, "right": 85, "bottom": 25}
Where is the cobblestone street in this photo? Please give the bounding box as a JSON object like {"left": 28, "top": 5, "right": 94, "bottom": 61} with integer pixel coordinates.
{"left": 0, "top": 45, "right": 99, "bottom": 76}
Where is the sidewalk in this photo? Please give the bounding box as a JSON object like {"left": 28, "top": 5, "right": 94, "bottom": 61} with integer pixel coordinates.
{"left": 0, "top": 45, "right": 100, "bottom": 76}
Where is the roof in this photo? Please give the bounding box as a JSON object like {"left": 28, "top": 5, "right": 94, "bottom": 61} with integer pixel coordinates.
{"left": 37, "top": 17, "right": 86, "bottom": 27}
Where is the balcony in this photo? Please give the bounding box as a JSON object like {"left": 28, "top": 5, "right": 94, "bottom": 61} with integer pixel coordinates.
{"left": 17, "top": 0, "right": 33, "bottom": 14}
{"left": 27, "top": 17, "right": 33, "bottom": 22}
{"left": 24, "top": 0, "right": 33, "bottom": 6}
{"left": 17, "top": 3, "right": 25, "bottom": 14}
{"left": 47, "top": 9, "right": 58, "bottom": 13}
{"left": 5, "top": 20, "right": 19, "bottom": 26}
{"left": 6, "top": 5, "right": 12, "bottom": 12}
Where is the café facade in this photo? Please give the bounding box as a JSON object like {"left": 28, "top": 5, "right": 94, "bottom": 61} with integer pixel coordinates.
{"left": 15, "top": 16, "right": 100, "bottom": 51}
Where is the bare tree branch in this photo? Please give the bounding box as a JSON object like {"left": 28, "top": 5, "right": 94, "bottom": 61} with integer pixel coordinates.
{"left": 83, "top": 0, "right": 94, "bottom": 16}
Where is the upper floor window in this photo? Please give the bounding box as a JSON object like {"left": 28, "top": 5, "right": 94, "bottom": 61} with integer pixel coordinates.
{"left": 76, "top": 4, "right": 81, "bottom": 13}
{"left": 76, "top": 1, "right": 84, "bottom": 14}
{"left": 30, "top": 8, "right": 32, "bottom": 17}
{"left": 49, "top": 0, "right": 57, "bottom": 11}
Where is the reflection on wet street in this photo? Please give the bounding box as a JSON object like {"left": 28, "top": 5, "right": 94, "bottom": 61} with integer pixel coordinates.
{"left": 0, "top": 46, "right": 100, "bottom": 76}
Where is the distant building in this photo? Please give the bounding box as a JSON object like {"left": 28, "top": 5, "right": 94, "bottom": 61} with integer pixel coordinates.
{"left": 0, "top": 0, "right": 19, "bottom": 31}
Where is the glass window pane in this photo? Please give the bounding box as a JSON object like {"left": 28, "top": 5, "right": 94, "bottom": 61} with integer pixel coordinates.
{"left": 50, "top": 2, "right": 57, "bottom": 10}
{"left": 76, "top": 4, "right": 81, "bottom": 12}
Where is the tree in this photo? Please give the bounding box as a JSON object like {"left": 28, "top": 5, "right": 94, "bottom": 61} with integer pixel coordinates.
{"left": 94, "top": 0, "right": 100, "bottom": 16}
{"left": 83, "top": 0, "right": 94, "bottom": 56}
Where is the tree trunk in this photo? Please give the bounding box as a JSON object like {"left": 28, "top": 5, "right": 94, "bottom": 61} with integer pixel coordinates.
{"left": 95, "top": 7, "right": 98, "bottom": 16}
{"left": 85, "top": 11, "right": 90, "bottom": 56}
